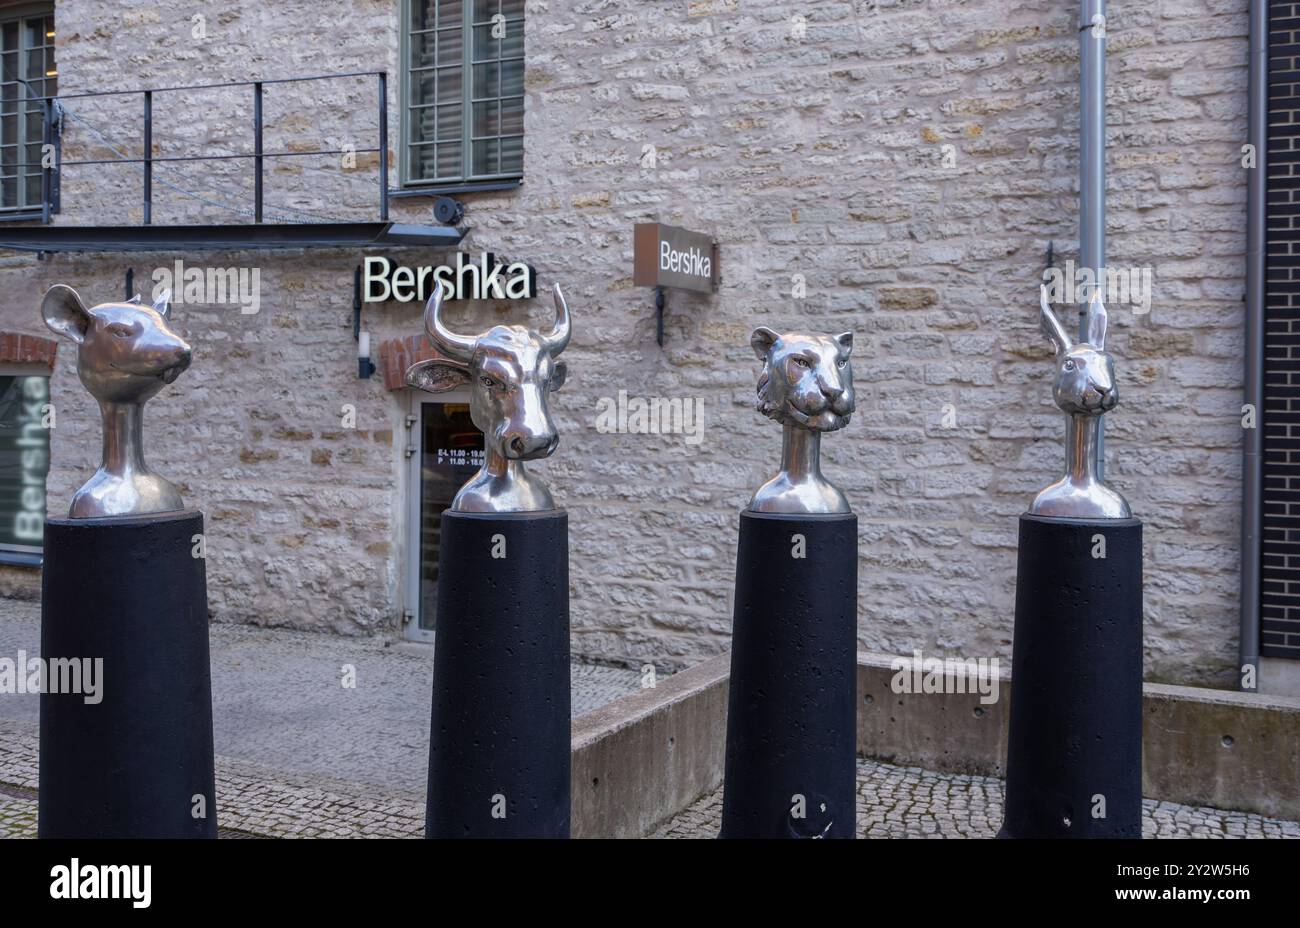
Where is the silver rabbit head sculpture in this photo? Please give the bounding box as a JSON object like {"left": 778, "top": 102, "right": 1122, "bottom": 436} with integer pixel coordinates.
{"left": 405, "top": 283, "right": 570, "bottom": 513}
{"left": 748, "top": 326, "right": 855, "bottom": 514}
{"left": 41, "top": 284, "right": 193, "bottom": 519}
{"left": 1031, "top": 288, "right": 1131, "bottom": 520}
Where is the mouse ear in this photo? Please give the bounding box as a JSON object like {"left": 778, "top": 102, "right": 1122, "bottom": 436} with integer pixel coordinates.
{"left": 1039, "top": 286, "right": 1072, "bottom": 356}
{"left": 1085, "top": 291, "right": 1108, "bottom": 350}
{"left": 152, "top": 288, "right": 172, "bottom": 319}
{"left": 41, "top": 285, "right": 91, "bottom": 344}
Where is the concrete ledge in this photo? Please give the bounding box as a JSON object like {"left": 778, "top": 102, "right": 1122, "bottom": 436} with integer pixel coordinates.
{"left": 1144, "top": 683, "right": 1300, "bottom": 821}
{"left": 857, "top": 649, "right": 1011, "bottom": 777}
{"left": 856, "top": 650, "right": 1300, "bottom": 821}
{"left": 570, "top": 653, "right": 729, "bottom": 838}
{"left": 571, "top": 650, "right": 1300, "bottom": 835}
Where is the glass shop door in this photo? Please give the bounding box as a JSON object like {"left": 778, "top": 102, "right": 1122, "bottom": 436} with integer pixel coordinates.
{"left": 405, "top": 394, "right": 484, "bottom": 641}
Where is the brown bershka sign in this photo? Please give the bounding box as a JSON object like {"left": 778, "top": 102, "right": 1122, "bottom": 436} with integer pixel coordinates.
{"left": 633, "top": 223, "right": 719, "bottom": 294}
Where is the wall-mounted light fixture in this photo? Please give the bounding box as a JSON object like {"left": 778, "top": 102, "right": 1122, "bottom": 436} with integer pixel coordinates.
{"left": 353, "top": 264, "right": 375, "bottom": 379}
{"left": 358, "top": 329, "right": 375, "bottom": 379}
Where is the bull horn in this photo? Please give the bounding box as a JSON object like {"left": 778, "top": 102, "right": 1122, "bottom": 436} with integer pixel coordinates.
{"left": 424, "top": 282, "right": 476, "bottom": 362}
{"left": 544, "top": 283, "right": 571, "bottom": 355}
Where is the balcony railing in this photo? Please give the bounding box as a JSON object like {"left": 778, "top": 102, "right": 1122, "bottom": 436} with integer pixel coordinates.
{"left": 0, "top": 71, "right": 463, "bottom": 253}
{"left": 31, "top": 70, "right": 388, "bottom": 225}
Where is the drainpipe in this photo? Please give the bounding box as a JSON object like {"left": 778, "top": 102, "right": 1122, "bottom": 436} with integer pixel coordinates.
{"left": 1080, "top": 0, "right": 1106, "bottom": 476}
{"left": 1240, "top": 0, "right": 1266, "bottom": 691}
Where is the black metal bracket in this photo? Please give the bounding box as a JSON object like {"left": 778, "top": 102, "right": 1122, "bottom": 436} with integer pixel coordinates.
{"left": 655, "top": 286, "right": 666, "bottom": 347}
{"left": 352, "top": 265, "right": 363, "bottom": 342}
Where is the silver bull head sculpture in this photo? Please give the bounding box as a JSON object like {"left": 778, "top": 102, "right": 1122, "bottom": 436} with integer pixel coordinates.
{"left": 1030, "top": 288, "right": 1131, "bottom": 519}
{"left": 41, "top": 284, "right": 193, "bottom": 519}
{"left": 748, "top": 326, "right": 856, "bottom": 514}
{"left": 405, "top": 283, "right": 571, "bottom": 512}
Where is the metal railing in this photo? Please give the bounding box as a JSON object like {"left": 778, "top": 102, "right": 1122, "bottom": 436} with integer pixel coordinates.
{"left": 21, "top": 70, "right": 390, "bottom": 226}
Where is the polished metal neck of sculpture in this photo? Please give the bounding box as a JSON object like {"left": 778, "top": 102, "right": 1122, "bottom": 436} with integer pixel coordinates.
{"left": 41, "top": 284, "right": 193, "bottom": 519}
{"left": 405, "top": 283, "right": 570, "bottom": 513}
{"left": 747, "top": 327, "right": 855, "bottom": 514}
{"left": 1030, "top": 288, "right": 1131, "bottom": 520}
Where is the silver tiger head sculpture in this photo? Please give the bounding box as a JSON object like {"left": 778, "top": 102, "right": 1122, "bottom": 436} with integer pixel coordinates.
{"left": 747, "top": 326, "right": 855, "bottom": 514}
{"left": 41, "top": 284, "right": 193, "bottom": 519}
{"left": 405, "top": 283, "right": 570, "bottom": 512}
{"left": 1031, "top": 288, "right": 1131, "bottom": 519}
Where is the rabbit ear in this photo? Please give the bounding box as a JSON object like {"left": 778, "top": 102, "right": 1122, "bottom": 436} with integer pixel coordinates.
{"left": 1040, "top": 286, "right": 1073, "bottom": 356}
{"left": 1085, "top": 291, "right": 1108, "bottom": 350}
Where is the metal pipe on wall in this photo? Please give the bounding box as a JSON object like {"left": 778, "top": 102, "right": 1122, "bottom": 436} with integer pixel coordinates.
{"left": 1240, "top": 0, "right": 1267, "bottom": 690}
{"left": 1080, "top": 0, "right": 1106, "bottom": 476}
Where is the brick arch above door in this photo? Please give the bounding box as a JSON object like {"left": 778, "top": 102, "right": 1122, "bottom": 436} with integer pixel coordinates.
{"left": 0, "top": 333, "right": 57, "bottom": 369}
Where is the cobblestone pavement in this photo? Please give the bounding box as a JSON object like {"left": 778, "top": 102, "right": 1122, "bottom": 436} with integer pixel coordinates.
{"left": 4, "top": 600, "right": 1298, "bottom": 840}
{"left": 8, "top": 714, "right": 1296, "bottom": 839}
{"left": 651, "top": 760, "right": 1300, "bottom": 839}
{"left": 0, "top": 601, "right": 645, "bottom": 790}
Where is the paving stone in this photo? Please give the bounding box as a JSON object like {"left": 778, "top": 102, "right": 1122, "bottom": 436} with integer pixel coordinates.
{"left": 650, "top": 759, "right": 1300, "bottom": 840}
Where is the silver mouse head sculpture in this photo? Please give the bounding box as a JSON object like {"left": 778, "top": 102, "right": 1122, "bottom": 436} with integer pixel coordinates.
{"left": 405, "top": 283, "right": 570, "bottom": 512}
{"left": 41, "top": 284, "right": 193, "bottom": 519}
{"left": 1031, "top": 288, "right": 1130, "bottom": 519}
{"left": 748, "top": 326, "right": 855, "bottom": 514}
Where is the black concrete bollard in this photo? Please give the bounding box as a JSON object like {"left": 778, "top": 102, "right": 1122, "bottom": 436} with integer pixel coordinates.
{"left": 38, "top": 510, "right": 216, "bottom": 839}
{"left": 1000, "top": 514, "right": 1144, "bottom": 839}
{"left": 721, "top": 510, "right": 858, "bottom": 839}
{"left": 425, "top": 509, "right": 571, "bottom": 838}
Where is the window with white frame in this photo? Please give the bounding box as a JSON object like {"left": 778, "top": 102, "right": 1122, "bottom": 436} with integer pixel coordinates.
{"left": 402, "top": 0, "right": 523, "bottom": 189}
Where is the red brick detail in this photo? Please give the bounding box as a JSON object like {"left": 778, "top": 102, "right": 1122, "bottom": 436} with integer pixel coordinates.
{"left": 0, "top": 332, "right": 58, "bottom": 370}
{"left": 376, "top": 334, "right": 459, "bottom": 391}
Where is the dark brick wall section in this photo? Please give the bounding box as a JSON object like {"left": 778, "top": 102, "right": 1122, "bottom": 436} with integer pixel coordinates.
{"left": 1262, "top": 0, "right": 1300, "bottom": 659}
{"left": 0, "top": 332, "right": 57, "bottom": 370}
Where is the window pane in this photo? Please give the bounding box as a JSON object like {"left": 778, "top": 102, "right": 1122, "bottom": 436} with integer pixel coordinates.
{"left": 408, "top": 108, "right": 437, "bottom": 146}
{"left": 411, "top": 69, "right": 436, "bottom": 108}
{"left": 472, "top": 101, "right": 498, "bottom": 138}
{"left": 472, "top": 62, "right": 499, "bottom": 99}
{"left": 437, "top": 0, "right": 463, "bottom": 29}
{"left": 502, "top": 0, "right": 524, "bottom": 17}
{"left": 500, "top": 135, "right": 522, "bottom": 175}
{"left": 500, "top": 96, "right": 523, "bottom": 135}
{"left": 472, "top": 138, "right": 498, "bottom": 176}
{"left": 437, "top": 66, "right": 462, "bottom": 102}
{"left": 408, "top": 142, "right": 434, "bottom": 180}
{"left": 23, "top": 172, "right": 39, "bottom": 204}
{"left": 500, "top": 23, "right": 523, "bottom": 58}
{"left": 436, "top": 104, "right": 462, "bottom": 140}
{"left": 1, "top": 176, "right": 15, "bottom": 208}
{"left": 472, "top": 25, "right": 500, "bottom": 61}
{"left": 501, "top": 58, "right": 523, "bottom": 97}
{"left": 472, "top": 0, "right": 499, "bottom": 22}
{"left": 410, "top": 0, "right": 435, "bottom": 32}
{"left": 410, "top": 31, "right": 437, "bottom": 69}
{"left": 437, "top": 27, "right": 463, "bottom": 67}
{"left": 436, "top": 142, "right": 462, "bottom": 178}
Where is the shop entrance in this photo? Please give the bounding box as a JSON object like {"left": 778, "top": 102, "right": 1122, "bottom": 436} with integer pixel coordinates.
{"left": 405, "top": 392, "right": 483, "bottom": 642}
